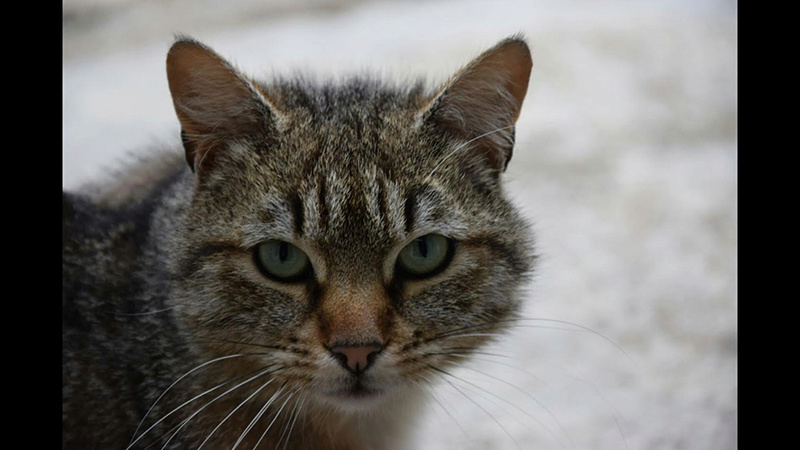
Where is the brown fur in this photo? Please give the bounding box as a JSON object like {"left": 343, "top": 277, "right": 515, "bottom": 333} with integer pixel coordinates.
{"left": 62, "top": 35, "right": 535, "bottom": 449}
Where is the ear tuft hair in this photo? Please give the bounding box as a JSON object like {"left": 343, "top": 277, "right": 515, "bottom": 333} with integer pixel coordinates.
{"left": 166, "top": 37, "right": 278, "bottom": 173}
{"left": 423, "top": 35, "right": 532, "bottom": 172}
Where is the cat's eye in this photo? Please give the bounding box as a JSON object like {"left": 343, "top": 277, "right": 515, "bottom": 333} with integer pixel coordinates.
{"left": 396, "top": 234, "right": 453, "bottom": 278}
{"left": 255, "top": 240, "right": 311, "bottom": 282}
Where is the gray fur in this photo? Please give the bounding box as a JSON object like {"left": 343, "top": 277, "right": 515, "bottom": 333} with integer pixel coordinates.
{"left": 63, "top": 36, "right": 535, "bottom": 449}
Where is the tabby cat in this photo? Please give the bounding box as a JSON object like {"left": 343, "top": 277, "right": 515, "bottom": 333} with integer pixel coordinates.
{"left": 62, "top": 35, "right": 534, "bottom": 449}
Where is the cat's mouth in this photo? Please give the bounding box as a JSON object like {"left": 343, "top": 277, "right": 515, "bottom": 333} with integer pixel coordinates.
{"left": 327, "top": 380, "right": 382, "bottom": 399}
{"left": 320, "top": 378, "right": 391, "bottom": 411}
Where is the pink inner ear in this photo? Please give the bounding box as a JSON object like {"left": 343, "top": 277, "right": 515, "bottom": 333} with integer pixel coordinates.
{"left": 166, "top": 39, "right": 274, "bottom": 172}
{"left": 488, "top": 41, "right": 533, "bottom": 112}
{"left": 425, "top": 38, "right": 531, "bottom": 140}
{"left": 423, "top": 38, "right": 532, "bottom": 172}
{"left": 167, "top": 41, "right": 263, "bottom": 137}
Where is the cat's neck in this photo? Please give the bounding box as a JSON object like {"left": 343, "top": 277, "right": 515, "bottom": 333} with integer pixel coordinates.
{"left": 300, "top": 397, "right": 423, "bottom": 450}
{"left": 186, "top": 384, "right": 425, "bottom": 450}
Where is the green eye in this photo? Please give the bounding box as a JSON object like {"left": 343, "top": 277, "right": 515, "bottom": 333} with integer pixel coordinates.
{"left": 397, "top": 234, "right": 453, "bottom": 278}
{"left": 255, "top": 241, "right": 311, "bottom": 282}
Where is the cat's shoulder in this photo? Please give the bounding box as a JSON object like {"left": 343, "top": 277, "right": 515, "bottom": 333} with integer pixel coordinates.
{"left": 89, "top": 147, "right": 189, "bottom": 209}
{"left": 63, "top": 147, "right": 189, "bottom": 281}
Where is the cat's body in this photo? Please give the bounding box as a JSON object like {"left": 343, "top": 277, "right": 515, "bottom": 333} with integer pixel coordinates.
{"left": 63, "top": 37, "right": 534, "bottom": 449}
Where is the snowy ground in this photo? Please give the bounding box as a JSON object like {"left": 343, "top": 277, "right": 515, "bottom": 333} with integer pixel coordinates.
{"left": 63, "top": 1, "right": 737, "bottom": 448}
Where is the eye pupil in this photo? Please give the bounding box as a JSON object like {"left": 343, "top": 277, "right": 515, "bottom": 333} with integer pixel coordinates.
{"left": 255, "top": 240, "right": 311, "bottom": 282}
{"left": 417, "top": 238, "right": 428, "bottom": 258}
{"left": 397, "top": 234, "right": 452, "bottom": 278}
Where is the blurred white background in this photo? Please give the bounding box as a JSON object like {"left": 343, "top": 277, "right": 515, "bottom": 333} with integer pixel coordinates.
{"left": 63, "top": 0, "right": 737, "bottom": 448}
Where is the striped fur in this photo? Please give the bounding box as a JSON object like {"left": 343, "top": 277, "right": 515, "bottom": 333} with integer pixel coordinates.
{"left": 62, "top": 36, "right": 535, "bottom": 449}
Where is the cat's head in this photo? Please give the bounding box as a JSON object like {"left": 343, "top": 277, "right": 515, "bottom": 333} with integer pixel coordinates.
{"left": 166, "top": 36, "right": 534, "bottom": 413}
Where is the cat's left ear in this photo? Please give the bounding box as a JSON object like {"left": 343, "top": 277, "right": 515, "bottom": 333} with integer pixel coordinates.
{"left": 166, "top": 37, "right": 279, "bottom": 173}
{"left": 421, "top": 36, "right": 532, "bottom": 172}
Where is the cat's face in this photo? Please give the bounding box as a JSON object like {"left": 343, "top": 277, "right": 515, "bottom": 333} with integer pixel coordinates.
{"left": 167, "top": 38, "right": 534, "bottom": 413}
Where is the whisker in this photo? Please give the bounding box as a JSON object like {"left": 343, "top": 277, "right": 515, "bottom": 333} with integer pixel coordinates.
{"left": 299, "top": 391, "right": 311, "bottom": 445}
{"left": 482, "top": 342, "right": 630, "bottom": 450}
{"left": 253, "top": 389, "right": 297, "bottom": 449}
{"left": 129, "top": 353, "right": 267, "bottom": 447}
{"left": 460, "top": 365, "right": 574, "bottom": 449}
{"left": 194, "top": 337, "right": 289, "bottom": 353}
{"left": 128, "top": 363, "right": 278, "bottom": 449}
{"left": 231, "top": 383, "right": 287, "bottom": 450}
{"left": 104, "top": 307, "right": 175, "bottom": 317}
{"left": 197, "top": 377, "right": 280, "bottom": 449}
{"left": 422, "top": 323, "right": 501, "bottom": 344}
{"left": 412, "top": 376, "right": 471, "bottom": 441}
{"left": 425, "top": 125, "right": 515, "bottom": 181}
{"left": 439, "top": 347, "right": 514, "bottom": 359}
{"left": 456, "top": 353, "right": 551, "bottom": 392}
{"left": 423, "top": 317, "right": 636, "bottom": 369}
{"left": 427, "top": 317, "right": 631, "bottom": 448}
{"left": 428, "top": 320, "right": 531, "bottom": 342}
{"left": 276, "top": 390, "right": 300, "bottom": 449}
{"left": 436, "top": 364, "right": 566, "bottom": 449}
{"left": 510, "top": 318, "right": 638, "bottom": 369}
{"left": 284, "top": 393, "right": 307, "bottom": 450}
{"left": 425, "top": 364, "right": 522, "bottom": 450}
{"left": 559, "top": 372, "right": 630, "bottom": 450}
{"left": 425, "top": 349, "right": 510, "bottom": 361}
{"left": 278, "top": 390, "right": 306, "bottom": 450}
{"left": 139, "top": 377, "right": 264, "bottom": 450}
{"left": 158, "top": 365, "right": 286, "bottom": 449}
{"left": 432, "top": 332, "right": 507, "bottom": 341}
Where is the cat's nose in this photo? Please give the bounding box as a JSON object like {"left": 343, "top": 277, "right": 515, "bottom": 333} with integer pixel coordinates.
{"left": 329, "top": 343, "right": 383, "bottom": 375}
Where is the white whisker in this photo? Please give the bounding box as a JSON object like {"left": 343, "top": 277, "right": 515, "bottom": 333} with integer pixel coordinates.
{"left": 510, "top": 318, "right": 638, "bottom": 369}
{"left": 413, "top": 376, "right": 470, "bottom": 440}
{"left": 129, "top": 353, "right": 250, "bottom": 447}
{"left": 252, "top": 389, "right": 296, "bottom": 449}
{"left": 560, "top": 372, "right": 630, "bottom": 450}
{"left": 461, "top": 365, "right": 573, "bottom": 449}
{"left": 280, "top": 392, "right": 306, "bottom": 450}
{"left": 130, "top": 365, "right": 271, "bottom": 449}
{"left": 425, "top": 125, "right": 514, "bottom": 181}
{"left": 461, "top": 354, "right": 551, "bottom": 393}
{"left": 105, "top": 307, "right": 175, "bottom": 317}
{"left": 158, "top": 366, "right": 283, "bottom": 449}
{"left": 231, "top": 384, "right": 287, "bottom": 450}
{"left": 427, "top": 365, "right": 523, "bottom": 450}
{"left": 437, "top": 332, "right": 507, "bottom": 340}
{"left": 197, "top": 378, "right": 277, "bottom": 449}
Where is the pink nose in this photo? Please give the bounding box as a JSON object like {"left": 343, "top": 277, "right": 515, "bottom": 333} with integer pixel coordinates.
{"left": 330, "top": 344, "right": 383, "bottom": 374}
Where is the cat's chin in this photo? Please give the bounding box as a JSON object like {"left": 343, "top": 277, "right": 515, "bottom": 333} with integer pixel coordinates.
{"left": 319, "top": 385, "right": 395, "bottom": 413}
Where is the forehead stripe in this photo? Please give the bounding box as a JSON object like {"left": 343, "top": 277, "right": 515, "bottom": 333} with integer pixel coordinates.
{"left": 288, "top": 192, "right": 304, "bottom": 236}
{"left": 403, "top": 190, "right": 416, "bottom": 234}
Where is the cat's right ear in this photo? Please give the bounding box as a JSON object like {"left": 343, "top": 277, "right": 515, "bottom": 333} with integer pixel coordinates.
{"left": 420, "top": 36, "right": 532, "bottom": 173}
{"left": 166, "top": 38, "right": 279, "bottom": 173}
